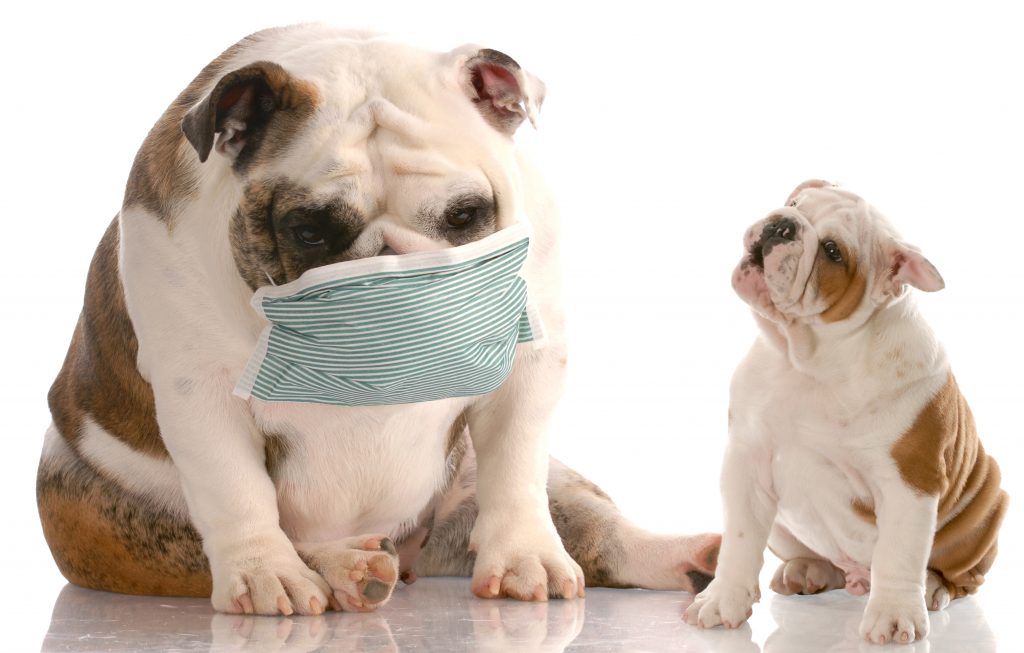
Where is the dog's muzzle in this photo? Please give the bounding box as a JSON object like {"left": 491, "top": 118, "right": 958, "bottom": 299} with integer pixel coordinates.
{"left": 749, "top": 216, "right": 800, "bottom": 269}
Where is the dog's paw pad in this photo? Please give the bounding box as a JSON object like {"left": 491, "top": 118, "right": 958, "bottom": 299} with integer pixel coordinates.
{"left": 298, "top": 535, "right": 400, "bottom": 612}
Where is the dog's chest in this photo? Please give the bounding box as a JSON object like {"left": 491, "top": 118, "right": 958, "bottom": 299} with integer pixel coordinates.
{"left": 733, "top": 366, "right": 887, "bottom": 564}
{"left": 769, "top": 440, "right": 879, "bottom": 564}
{"left": 250, "top": 398, "right": 470, "bottom": 543}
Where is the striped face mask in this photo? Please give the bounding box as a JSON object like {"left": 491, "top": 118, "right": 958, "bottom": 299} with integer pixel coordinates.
{"left": 233, "top": 223, "right": 544, "bottom": 406}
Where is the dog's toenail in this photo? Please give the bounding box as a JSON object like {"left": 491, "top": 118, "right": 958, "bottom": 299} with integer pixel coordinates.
{"left": 379, "top": 537, "right": 397, "bottom": 555}
{"left": 276, "top": 596, "right": 293, "bottom": 616}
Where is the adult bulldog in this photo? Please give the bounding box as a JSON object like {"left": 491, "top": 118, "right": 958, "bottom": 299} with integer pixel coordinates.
{"left": 38, "top": 25, "right": 719, "bottom": 615}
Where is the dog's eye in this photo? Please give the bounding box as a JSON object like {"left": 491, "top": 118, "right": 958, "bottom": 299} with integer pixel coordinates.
{"left": 292, "top": 225, "right": 326, "bottom": 247}
{"left": 445, "top": 206, "right": 480, "bottom": 228}
{"left": 822, "top": 240, "right": 843, "bottom": 263}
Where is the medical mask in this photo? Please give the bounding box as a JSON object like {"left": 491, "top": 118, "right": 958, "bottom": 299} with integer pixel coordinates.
{"left": 233, "top": 223, "right": 544, "bottom": 406}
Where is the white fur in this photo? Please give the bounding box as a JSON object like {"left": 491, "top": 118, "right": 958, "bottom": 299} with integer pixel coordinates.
{"left": 685, "top": 185, "right": 950, "bottom": 644}
{"left": 76, "top": 417, "right": 188, "bottom": 518}
{"left": 41, "top": 423, "right": 74, "bottom": 465}
{"left": 117, "top": 26, "right": 576, "bottom": 614}
{"left": 256, "top": 399, "right": 471, "bottom": 543}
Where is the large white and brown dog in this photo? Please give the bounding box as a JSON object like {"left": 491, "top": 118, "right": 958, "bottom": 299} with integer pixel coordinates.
{"left": 684, "top": 181, "right": 1008, "bottom": 644}
{"left": 37, "top": 25, "right": 720, "bottom": 616}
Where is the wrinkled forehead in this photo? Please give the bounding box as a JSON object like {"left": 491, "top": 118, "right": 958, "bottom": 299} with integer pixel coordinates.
{"left": 790, "top": 187, "right": 872, "bottom": 235}
{"left": 260, "top": 38, "right": 501, "bottom": 193}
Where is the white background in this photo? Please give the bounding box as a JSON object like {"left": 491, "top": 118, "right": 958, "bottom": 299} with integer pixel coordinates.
{"left": 1, "top": 0, "right": 1021, "bottom": 648}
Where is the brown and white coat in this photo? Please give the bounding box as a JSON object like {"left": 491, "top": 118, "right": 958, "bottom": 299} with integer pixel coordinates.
{"left": 37, "top": 25, "right": 720, "bottom": 616}
{"left": 684, "top": 181, "right": 1007, "bottom": 645}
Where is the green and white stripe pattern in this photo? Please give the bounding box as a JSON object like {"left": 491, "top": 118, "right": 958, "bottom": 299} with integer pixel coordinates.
{"left": 234, "top": 223, "right": 543, "bottom": 406}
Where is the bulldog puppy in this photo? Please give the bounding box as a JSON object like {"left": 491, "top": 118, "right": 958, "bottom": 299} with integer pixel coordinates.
{"left": 38, "top": 25, "right": 720, "bottom": 616}
{"left": 684, "top": 181, "right": 1007, "bottom": 644}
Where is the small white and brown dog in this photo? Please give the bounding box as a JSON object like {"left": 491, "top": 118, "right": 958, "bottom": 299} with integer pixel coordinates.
{"left": 37, "top": 24, "right": 719, "bottom": 616}
{"left": 684, "top": 181, "right": 1007, "bottom": 644}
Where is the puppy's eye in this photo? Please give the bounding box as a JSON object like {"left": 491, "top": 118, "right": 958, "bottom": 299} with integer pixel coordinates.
{"left": 445, "top": 206, "right": 480, "bottom": 228}
{"left": 822, "top": 240, "right": 843, "bottom": 263}
{"left": 292, "top": 225, "right": 326, "bottom": 246}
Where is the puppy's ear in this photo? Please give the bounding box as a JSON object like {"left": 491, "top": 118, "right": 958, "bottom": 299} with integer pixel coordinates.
{"left": 182, "top": 61, "right": 316, "bottom": 164}
{"left": 786, "top": 179, "right": 835, "bottom": 206}
{"left": 457, "top": 47, "right": 545, "bottom": 135}
{"left": 879, "top": 241, "right": 945, "bottom": 298}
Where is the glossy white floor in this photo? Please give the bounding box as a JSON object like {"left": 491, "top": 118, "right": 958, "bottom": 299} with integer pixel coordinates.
{"left": 34, "top": 566, "right": 1011, "bottom": 653}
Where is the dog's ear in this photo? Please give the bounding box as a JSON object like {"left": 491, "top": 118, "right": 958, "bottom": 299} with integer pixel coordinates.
{"left": 182, "top": 61, "right": 316, "bottom": 164}
{"left": 785, "top": 179, "right": 835, "bottom": 206}
{"left": 879, "top": 241, "right": 945, "bottom": 298}
{"left": 459, "top": 48, "right": 545, "bottom": 135}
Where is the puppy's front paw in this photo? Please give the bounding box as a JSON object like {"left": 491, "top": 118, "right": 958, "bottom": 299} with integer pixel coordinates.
{"left": 683, "top": 579, "right": 758, "bottom": 629}
{"left": 470, "top": 519, "right": 584, "bottom": 601}
{"left": 297, "top": 535, "right": 400, "bottom": 612}
{"left": 859, "top": 591, "right": 928, "bottom": 644}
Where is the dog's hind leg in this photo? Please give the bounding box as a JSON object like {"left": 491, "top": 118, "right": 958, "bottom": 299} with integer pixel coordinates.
{"left": 413, "top": 453, "right": 720, "bottom": 594}
{"left": 36, "top": 427, "right": 212, "bottom": 597}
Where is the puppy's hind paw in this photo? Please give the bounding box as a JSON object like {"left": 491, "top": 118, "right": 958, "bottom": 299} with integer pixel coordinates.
{"left": 925, "top": 571, "right": 952, "bottom": 612}
{"left": 770, "top": 557, "right": 846, "bottom": 596}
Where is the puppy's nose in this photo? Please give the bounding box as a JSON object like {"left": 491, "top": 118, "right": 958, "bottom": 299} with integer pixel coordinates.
{"left": 769, "top": 217, "right": 799, "bottom": 241}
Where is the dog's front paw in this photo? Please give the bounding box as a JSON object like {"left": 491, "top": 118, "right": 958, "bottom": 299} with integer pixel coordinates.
{"left": 683, "top": 579, "right": 758, "bottom": 628}
{"left": 210, "top": 540, "right": 333, "bottom": 616}
{"left": 470, "top": 518, "right": 584, "bottom": 601}
{"left": 859, "top": 591, "right": 928, "bottom": 644}
{"left": 297, "top": 535, "right": 400, "bottom": 612}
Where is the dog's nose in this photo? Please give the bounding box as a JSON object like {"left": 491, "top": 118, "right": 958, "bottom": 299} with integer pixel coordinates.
{"left": 769, "top": 217, "right": 799, "bottom": 241}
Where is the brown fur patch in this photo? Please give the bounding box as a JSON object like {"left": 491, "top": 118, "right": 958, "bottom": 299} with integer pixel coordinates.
{"left": 263, "top": 432, "right": 292, "bottom": 478}
{"left": 231, "top": 180, "right": 365, "bottom": 289}
{"left": 182, "top": 61, "right": 320, "bottom": 171}
{"left": 817, "top": 245, "right": 867, "bottom": 323}
{"left": 48, "top": 217, "right": 167, "bottom": 458}
{"left": 891, "top": 373, "right": 1008, "bottom": 597}
{"left": 851, "top": 497, "right": 876, "bottom": 525}
{"left": 242, "top": 69, "right": 320, "bottom": 171}
{"left": 37, "top": 454, "right": 210, "bottom": 596}
{"left": 123, "top": 28, "right": 318, "bottom": 220}
{"left": 444, "top": 411, "right": 470, "bottom": 487}
{"left": 122, "top": 32, "right": 264, "bottom": 217}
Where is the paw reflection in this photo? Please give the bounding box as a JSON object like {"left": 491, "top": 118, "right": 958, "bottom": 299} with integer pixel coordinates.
{"left": 468, "top": 596, "right": 585, "bottom": 651}
{"left": 765, "top": 592, "right": 994, "bottom": 653}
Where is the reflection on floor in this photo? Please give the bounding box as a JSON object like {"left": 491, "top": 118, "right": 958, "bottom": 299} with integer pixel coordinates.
{"left": 42, "top": 577, "right": 997, "bottom": 652}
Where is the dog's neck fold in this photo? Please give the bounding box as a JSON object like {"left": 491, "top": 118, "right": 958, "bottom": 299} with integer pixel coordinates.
{"left": 754, "top": 296, "right": 946, "bottom": 399}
